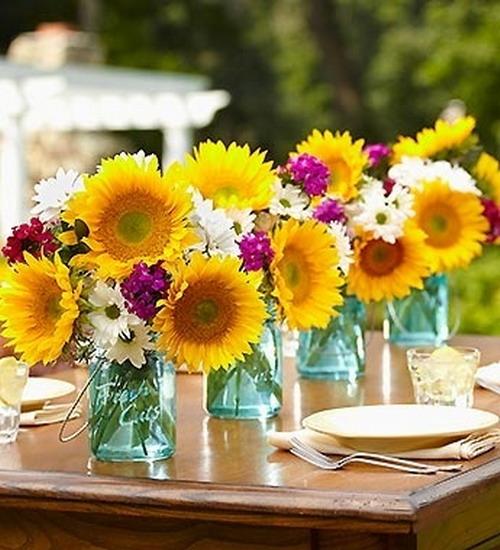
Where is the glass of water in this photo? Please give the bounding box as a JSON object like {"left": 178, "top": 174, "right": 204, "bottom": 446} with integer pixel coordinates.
{"left": 407, "top": 346, "right": 480, "bottom": 408}
{"left": 0, "top": 357, "right": 28, "bottom": 443}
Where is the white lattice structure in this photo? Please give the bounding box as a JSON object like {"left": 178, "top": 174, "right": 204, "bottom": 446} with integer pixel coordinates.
{"left": 0, "top": 56, "right": 230, "bottom": 236}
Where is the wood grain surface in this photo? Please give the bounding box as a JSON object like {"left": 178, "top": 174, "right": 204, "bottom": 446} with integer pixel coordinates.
{"left": 0, "top": 333, "right": 499, "bottom": 549}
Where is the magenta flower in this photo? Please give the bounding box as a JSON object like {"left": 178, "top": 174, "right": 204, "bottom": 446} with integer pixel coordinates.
{"left": 239, "top": 232, "right": 274, "bottom": 271}
{"left": 313, "top": 198, "right": 346, "bottom": 224}
{"left": 364, "top": 143, "right": 391, "bottom": 167}
{"left": 288, "top": 153, "right": 330, "bottom": 197}
{"left": 121, "top": 262, "right": 170, "bottom": 321}
{"left": 2, "top": 217, "right": 58, "bottom": 264}
{"left": 482, "top": 199, "right": 500, "bottom": 243}
{"left": 383, "top": 177, "right": 396, "bottom": 196}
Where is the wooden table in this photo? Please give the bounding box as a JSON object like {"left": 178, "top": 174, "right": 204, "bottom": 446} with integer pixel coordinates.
{"left": 0, "top": 333, "right": 499, "bottom": 549}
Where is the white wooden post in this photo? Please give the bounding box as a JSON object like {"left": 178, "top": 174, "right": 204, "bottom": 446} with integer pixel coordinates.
{"left": 0, "top": 115, "right": 27, "bottom": 238}
{"left": 162, "top": 126, "right": 193, "bottom": 169}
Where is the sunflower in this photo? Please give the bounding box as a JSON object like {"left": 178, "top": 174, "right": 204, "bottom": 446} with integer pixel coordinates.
{"left": 64, "top": 153, "right": 194, "bottom": 279}
{"left": 348, "top": 225, "right": 430, "bottom": 302}
{"left": 474, "top": 152, "right": 500, "bottom": 204}
{"left": 413, "top": 181, "right": 488, "bottom": 271}
{"left": 392, "top": 116, "right": 476, "bottom": 162}
{"left": 0, "top": 254, "right": 80, "bottom": 366}
{"left": 296, "top": 130, "right": 367, "bottom": 201}
{"left": 181, "top": 140, "right": 275, "bottom": 210}
{"left": 271, "top": 219, "right": 344, "bottom": 330}
{"left": 154, "top": 253, "right": 266, "bottom": 372}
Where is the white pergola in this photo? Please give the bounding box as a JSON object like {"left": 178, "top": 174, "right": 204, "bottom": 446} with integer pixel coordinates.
{"left": 0, "top": 57, "right": 230, "bottom": 236}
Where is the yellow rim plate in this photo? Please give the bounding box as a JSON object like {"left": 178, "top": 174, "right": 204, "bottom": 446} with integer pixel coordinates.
{"left": 22, "top": 378, "right": 76, "bottom": 410}
{"left": 303, "top": 405, "right": 499, "bottom": 452}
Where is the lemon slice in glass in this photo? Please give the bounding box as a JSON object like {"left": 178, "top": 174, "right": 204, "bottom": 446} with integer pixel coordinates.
{"left": 0, "top": 356, "right": 28, "bottom": 408}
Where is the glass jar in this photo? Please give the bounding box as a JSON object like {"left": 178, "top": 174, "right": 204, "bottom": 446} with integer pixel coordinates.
{"left": 297, "top": 295, "right": 366, "bottom": 381}
{"left": 88, "top": 350, "right": 176, "bottom": 462}
{"left": 204, "top": 322, "right": 282, "bottom": 419}
{"left": 385, "top": 274, "right": 449, "bottom": 347}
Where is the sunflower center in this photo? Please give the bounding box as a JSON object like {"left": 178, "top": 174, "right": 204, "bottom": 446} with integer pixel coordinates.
{"left": 420, "top": 203, "right": 460, "bottom": 247}
{"left": 214, "top": 186, "right": 240, "bottom": 204}
{"left": 360, "top": 239, "right": 403, "bottom": 276}
{"left": 195, "top": 299, "right": 219, "bottom": 324}
{"left": 105, "top": 304, "right": 121, "bottom": 320}
{"left": 328, "top": 158, "right": 350, "bottom": 184}
{"left": 117, "top": 211, "right": 152, "bottom": 244}
{"left": 46, "top": 295, "right": 62, "bottom": 319}
{"left": 96, "top": 190, "right": 178, "bottom": 264}
{"left": 279, "top": 247, "right": 311, "bottom": 304}
{"left": 173, "top": 280, "right": 236, "bottom": 342}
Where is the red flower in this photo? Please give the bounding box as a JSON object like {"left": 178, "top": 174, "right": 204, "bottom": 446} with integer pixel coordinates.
{"left": 2, "top": 218, "right": 58, "bottom": 264}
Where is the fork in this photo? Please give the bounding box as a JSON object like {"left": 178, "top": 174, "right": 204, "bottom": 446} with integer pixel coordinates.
{"left": 290, "top": 436, "right": 462, "bottom": 474}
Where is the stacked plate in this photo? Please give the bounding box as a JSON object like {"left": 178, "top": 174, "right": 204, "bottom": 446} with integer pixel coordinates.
{"left": 303, "top": 405, "right": 499, "bottom": 453}
{"left": 22, "top": 378, "right": 75, "bottom": 412}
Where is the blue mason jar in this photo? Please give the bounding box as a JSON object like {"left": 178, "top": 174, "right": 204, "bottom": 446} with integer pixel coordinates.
{"left": 385, "top": 273, "right": 449, "bottom": 347}
{"left": 88, "top": 351, "right": 176, "bottom": 462}
{"left": 203, "top": 322, "right": 283, "bottom": 419}
{"left": 297, "top": 295, "right": 366, "bottom": 381}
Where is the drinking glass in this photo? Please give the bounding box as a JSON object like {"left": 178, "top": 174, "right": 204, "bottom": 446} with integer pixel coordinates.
{"left": 0, "top": 358, "right": 28, "bottom": 443}
{"left": 406, "top": 347, "right": 480, "bottom": 407}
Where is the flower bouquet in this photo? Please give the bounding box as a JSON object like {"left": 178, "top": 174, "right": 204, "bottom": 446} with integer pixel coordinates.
{"left": 270, "top": 130, "right": 429, "bottom": 379}
{"left": 0, "top": 142, "right": 346, "bottom": 460}
{"left": 168, "top": 141, "right": 345, "bottom": 417}
{"left": 385, "top": 115, "right": 498, "bottom": 345}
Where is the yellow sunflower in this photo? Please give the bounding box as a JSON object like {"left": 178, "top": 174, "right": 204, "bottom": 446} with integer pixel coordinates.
{"left": 271, "top": 219, "right": 344, "bottom": 331}
{"left": 296, "top": 129, "right": 367, "bottom": 201}
{"left": 154, "top": 253, "right": 267, "bottom": 373}
{"left": 181, "top": 140, "right": 275, "bottom": 210}
{"left": 0, "top": 254, "right": 80, "bottom": 366}
{"left": 348, "top": 225, "right": 430, "bottom": 302}
{"left": 413, "top": 181, "right": 488, "bottom": 271}
{"left": 64, "top": 153, "right": 194, "bottom": 279}
{"left": 474, "top": 152, "right": 500, "bottom": 204}
{"left": 392, "top": 116, "right": 476, "bottom": 162}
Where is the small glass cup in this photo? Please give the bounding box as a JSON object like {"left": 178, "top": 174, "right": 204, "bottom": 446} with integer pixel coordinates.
{"left": 406, "top": 347, "right": 480, "bottom": 407}
{"left": 0, "top": 358, "right": 28, "bottom": 443}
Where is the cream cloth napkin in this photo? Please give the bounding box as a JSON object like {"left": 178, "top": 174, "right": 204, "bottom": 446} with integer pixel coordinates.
{"left": 268, "top": 428, "right": 500, "bottom": 460}
{"left": 476, "top": 362, "right": 500, "bottom": 394}
{"left": 20, "top": 405, "right": 81, "bottom": 426}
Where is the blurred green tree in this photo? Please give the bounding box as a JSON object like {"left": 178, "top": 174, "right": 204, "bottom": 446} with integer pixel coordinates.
{"left": 1, "top": 0, "right": 499, "bottom": 333}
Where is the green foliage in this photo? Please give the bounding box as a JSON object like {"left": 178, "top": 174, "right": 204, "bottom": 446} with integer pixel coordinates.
{"left": 1, "top": 0, "right": 499, "bottom": 333}
{"left": 451, "top": 247, "right": 500, "bottom": 335}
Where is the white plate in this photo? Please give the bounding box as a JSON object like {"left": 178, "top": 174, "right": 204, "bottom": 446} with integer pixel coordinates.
{"left": 303, "top": 405, "right": 499, "bottom": 452}
{"left": 22, "top": 378, "right": 76, "bottom": 410}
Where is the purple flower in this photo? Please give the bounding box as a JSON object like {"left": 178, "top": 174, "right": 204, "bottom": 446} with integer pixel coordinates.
{"left": 482, "top": 198, "right": 500, "bottom": 243}
{"left": 364, "top": 143, "right": 391, "bottom": 167}
{"left": 288, "top": 153, "right": 330, "bottom": 197}
{"left": 121, "top": 262, "right": 170, "bottom": 321}
{"left": 313, "top": 198, "right": 346, "bottom": 224}
{"left": 239, "top": 232, "right": 274, "bottom": 271}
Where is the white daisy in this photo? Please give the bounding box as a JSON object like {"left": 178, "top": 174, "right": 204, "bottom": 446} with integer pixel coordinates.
{"left": 106, "top": 321, "right": 155, "bottom": 369}
{"left": 386, "top": 182, "right": 414, "bottom": 218}
{"left": 31, "top": 167, "right": 84, "bottom": 223}
{"left": 353, "top": 201, "right": 406, "bottom": 243}
{"left": 328, "top": 222, "right": 354, "bottom": 275}
{"left": 88, "top": 281, "right": 138, "bottom": 346}
{"left": 389, "top": 157, "right": 480, "bottom": 195}
{"left": 269, "top": 180, "right": 309, "bottom": 219}
{"left": 225, "top": 207, "right": 256, "bottom": 239}
{"left": 387, "top": 157, "right": 428, "bottom": 189}
{"left": 189, "top": 189, "right": 239, "bottom": 256}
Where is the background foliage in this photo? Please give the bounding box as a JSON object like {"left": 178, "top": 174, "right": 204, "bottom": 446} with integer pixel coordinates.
{"left": 1, "top": 0, "right": 499, "bottom": 334}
